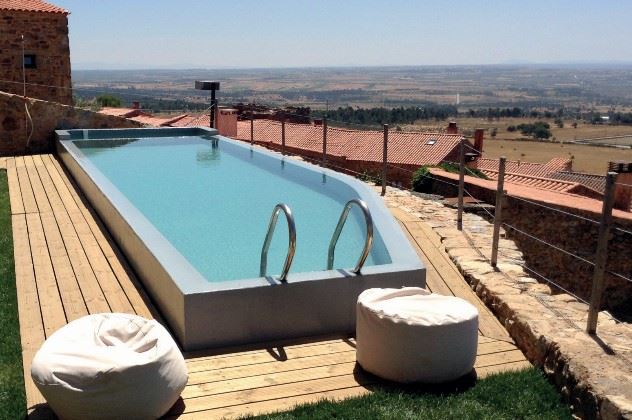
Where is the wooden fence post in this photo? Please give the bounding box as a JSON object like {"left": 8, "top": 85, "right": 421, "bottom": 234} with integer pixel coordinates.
{"left": 281, "top": 115, "right": 286, "bottom": 156}
{"left": 586, "top": 172, "right": 617, "bottom": 334}
{"left": 250, "top": 103, "right": 254, "bottom": 145}
{"left": 381, "top": 124, "right": 388, "bottom": 196}
{"left": 491, "top": 157, "right": 506, "bottom": 267}
{"left": 322, "top": 117, "right": 328, "bottom": 167}
{"left": 457, "top": 139, "right": 465, "bottom": 231}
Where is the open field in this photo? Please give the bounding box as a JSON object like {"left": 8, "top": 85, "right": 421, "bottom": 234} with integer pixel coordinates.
{"left": 73, "top": 65, "right": 632, "bottom": 110}
{"left": 407, "top": 118, "right": 632, "bottom": 142}
{"left": 480, "top": 139, "right": 632, "bottom": 174}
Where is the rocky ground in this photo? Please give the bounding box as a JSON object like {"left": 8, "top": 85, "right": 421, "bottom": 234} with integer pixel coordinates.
{"left": 381, "top": 186, "right": 632, "bottom": 420}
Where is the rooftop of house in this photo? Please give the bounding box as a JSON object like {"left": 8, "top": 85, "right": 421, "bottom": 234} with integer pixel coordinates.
{"left": 230, "top": 119, "right": 467, "bottom": 166}
{"left": 0, "top": 0, "right": 68, "bottom": 14}
{"left": 548, "top": 171, "right": 607, "bottom": 194}
{"left": 430, "top": 168, "right": 632, "bottom": 221}
{"left": 480, "top": 168, "right": 604, "bottom": 199}
{"left": 98, "top": 107, "right": 188, "bottom": 127}
{"left": 473, "top": 157, "right": 572, "bottom": 178}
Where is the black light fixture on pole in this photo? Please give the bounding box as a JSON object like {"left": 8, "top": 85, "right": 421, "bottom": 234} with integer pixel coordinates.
{"left": 194, "top": 81, "right": 220, "bottom": 128}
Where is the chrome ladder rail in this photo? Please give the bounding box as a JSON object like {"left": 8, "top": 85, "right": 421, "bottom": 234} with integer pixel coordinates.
{"left": 327, "top": 199, "right": 374, "bottom": 273}
{"left": 260, "top": 203, "right": 297, "bottom": 281}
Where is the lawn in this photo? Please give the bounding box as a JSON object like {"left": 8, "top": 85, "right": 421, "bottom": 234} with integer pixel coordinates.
{"left": 0, "top": 170, "right": 26, "bottom": 419}
{"left": 252, "top": 368, "right": 572, "bottom": 420}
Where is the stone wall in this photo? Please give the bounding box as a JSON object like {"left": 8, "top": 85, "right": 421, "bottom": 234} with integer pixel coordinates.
{"left": 0, "top": 91, "right": 142, "bottom": 156}
{"left": 0, "top": 10, "right": 72, "bottom": 105}
{"left": 431, "top": 171, "right": 632, "bottom": 317}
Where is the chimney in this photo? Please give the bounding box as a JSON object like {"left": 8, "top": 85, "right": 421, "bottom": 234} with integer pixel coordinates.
{"left": 474, "top": 128, "right": 484, "bottom": 153}
{"left": 446, "top": 121, "right": 458, "bottom": 134}
{"left": 216, "top": 108, "right": 238, "bottom": 137}
{"left": 132, "top": 101, "right": 140, "bottom": 110}
{"left": 609, "top": 161, "right": 632, "bottom": 212}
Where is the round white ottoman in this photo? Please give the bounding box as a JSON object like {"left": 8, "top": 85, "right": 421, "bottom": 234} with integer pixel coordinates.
{"left": 356, "top": 287, "right": 478, "bottom": 383}
{"left": 31, "top": 313, "right": 188, "bottom": 420}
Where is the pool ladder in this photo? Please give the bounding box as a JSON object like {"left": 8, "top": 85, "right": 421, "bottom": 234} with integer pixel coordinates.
{"left": 260, "top": 204, "right": 296, "bottom": 282}
{"left": 259, "top": 199, "right": 374, "bottom": 281}
{"left": 327, "top": 199, "right": 374, "bottom": 274}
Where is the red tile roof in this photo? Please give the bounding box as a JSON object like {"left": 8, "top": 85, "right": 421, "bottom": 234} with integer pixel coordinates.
{"left": 548, "top": 171, "right": 606, "bottom": 193}
{"left": 430, "top": 168, "right": 632, "bottom": 221}
{"left": 474, "top": 157, "right": 572, "bottom": 178}
{"left": 481, "top": 169, "right": 603, "bottom": 199}
{"left": 0, "top": 0, "right": 68, "bottom": 14}
{"left": 99, "top": 107, "right": 141, "bottom": 118}
{"left": 130, "top": 113, "right": 188, "bottom": 127}
{"left": 230, "top": 120, "right": 465, "bottom": 166}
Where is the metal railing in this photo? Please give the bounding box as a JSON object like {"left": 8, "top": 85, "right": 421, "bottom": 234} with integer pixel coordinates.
{"left": 260, "top": 203, "right": 296, "bottom": 281}
{"left": 327, "top": 199, "right": 374, "bottom": 274}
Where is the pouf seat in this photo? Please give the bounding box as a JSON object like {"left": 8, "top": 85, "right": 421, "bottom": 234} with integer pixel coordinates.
{"left": 31, "top": 313, "right": 188, "bottom": 420}
{"left": 356, "top": 287, "right": 479, "bottom": 383}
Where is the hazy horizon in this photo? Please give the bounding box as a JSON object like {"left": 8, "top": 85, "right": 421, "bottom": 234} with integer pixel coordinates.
{"left": 50, "top": 0, "right": 632, "bottom": 70}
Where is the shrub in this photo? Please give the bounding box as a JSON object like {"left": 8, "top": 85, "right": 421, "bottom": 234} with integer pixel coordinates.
{"left": 412, "top": 166, "right": 433, "bottom": 193}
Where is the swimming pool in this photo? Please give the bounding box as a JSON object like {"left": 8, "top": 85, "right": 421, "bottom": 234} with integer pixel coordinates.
{"left": 57, "top": 127, "right": 425, "bottom": 350}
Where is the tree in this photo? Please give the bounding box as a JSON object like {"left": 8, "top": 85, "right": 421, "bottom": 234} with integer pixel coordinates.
{"left": 96, "top": 94, "right": 122, "bottom": 108}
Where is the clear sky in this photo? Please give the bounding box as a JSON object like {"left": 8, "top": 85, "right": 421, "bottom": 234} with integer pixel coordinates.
{"left": 52, "top": 0, "right": 632, "bottom": 70}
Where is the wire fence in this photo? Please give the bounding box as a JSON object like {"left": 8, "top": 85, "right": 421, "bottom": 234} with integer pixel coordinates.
{"left": 241, "top": 114, "right": 632, "bottom": 335}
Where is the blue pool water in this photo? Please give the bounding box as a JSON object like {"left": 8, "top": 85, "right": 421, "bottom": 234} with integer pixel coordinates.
{"left": 74, "top": 135, "right": 391, "bottom": 282}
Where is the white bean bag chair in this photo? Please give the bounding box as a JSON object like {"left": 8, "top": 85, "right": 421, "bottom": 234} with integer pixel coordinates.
{"left": 356, "top": 287, "right": 478, "bottom": 383}
{"left": 31, "top": 313, "right": 188, "bottom": 420}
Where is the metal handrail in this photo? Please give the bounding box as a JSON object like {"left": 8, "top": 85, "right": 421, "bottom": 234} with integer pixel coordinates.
{"left": 260, "top": 203, "right": 297, "bottom": 281}
{"left": 327, "top": 199, "right": 374, "bottom": 274}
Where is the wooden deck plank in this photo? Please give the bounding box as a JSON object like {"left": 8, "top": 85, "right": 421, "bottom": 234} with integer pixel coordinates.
{"left": 187, "top": 350, "right": 357, "bottom": 386}
{"left": 172, "top": 373, "right": 377, "bottom": 414}
{"left": 36, "top": 156, "right": 120, "bottom": 315}
{"left": 15, "top": 156, "right": 38, "bottom": 214}
{"left": 6, "top": 158, "right": 25, "bottom": 215}
{"left": 23, "top": 156, "right": 52, "bottom": 214}
{"left": 25, "top": 212, "right": 67, "bottom": 336}
{"left": 170, "top": 386, "right": 371, "bottom": 419}
{"left": 183, "top": 361, "right": 359, "bottom": 399}
{"left": 42, "top": 155, "right": 152, "bottom": 318}
{"left": 39, "top": 211, "right": 89, "bottom": 322}
{"left": 186, "top": 340, "right": 356, "bottom": 373}
{"left": 12, "top": 213, "right": 46, "bottom": 408}
{"left": 394, "top": 210, "right": 511, "bottom": 341}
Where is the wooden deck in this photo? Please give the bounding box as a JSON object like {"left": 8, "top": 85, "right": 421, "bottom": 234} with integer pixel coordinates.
{"left": 6, "top": 154, "right": 529, "bottom": 419}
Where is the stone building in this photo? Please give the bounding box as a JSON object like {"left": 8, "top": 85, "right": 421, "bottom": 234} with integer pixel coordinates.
{"left": 0, "top": 0, "right": 72, "bottom": 105}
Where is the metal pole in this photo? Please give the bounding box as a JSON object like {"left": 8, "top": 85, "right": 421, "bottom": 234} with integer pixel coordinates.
{"left": 250, "top": 103, "right": 254, "bottom": 145}
{"left": 381, "top": 124, "right": 388, "bottom": 196}
{"left": 210, "top": 89, "right": 216, "bottom": 128}
{"left": 281, "top": 115, "right": 286, "bottom": 156}
{"left": 586, "top": 172, "right": 617, "bottom": 335}
{"left": 491, "top": 157, "right": 506, "bottom": 267}
{"left": 457, "top": 139, "right": 465, "bottom": 230}
{"left": 322, "top": 117, "right": 328, "bottom": 167}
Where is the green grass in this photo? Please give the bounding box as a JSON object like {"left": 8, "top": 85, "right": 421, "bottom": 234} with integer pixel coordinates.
{"left": 0, "top": 170, "right": 26, "bottom": 419}
{"left": 250, "top": 368, "right": 572, "bottom": 420}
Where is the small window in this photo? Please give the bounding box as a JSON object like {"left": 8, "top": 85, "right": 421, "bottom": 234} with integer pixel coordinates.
{"left": 426, "top": 139, "right": 437, "bottom": 145}
{"left": 23, "top": 54, "right": 36, "bottom": 69}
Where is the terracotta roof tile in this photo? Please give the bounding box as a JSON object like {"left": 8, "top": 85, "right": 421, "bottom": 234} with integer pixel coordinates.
{"left": 232, "top": 120, "right": 465, "bottom": 166}
{"left": 474, "top": 157, "right": 572, "bottom": 178}
{"left": 481, "top": 168, "right": 604, "bottom": 199}
{"left": 549, "top": 171, "right": 606, "bottom": 193}
{"left": 430, "top": 168, "right": 631, "bottom": 221}
{"left": 0, "top": 0, "right": 68, "bottom": 14}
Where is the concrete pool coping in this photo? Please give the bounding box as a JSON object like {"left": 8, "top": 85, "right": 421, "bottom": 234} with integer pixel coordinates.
{"left": 56, "top": 127, "right": 426, "bottom": 349}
